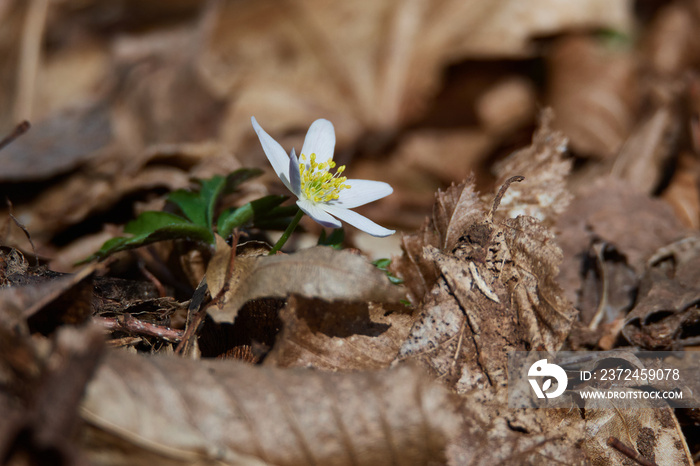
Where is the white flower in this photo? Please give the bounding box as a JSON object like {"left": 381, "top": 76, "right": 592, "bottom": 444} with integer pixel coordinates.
{"left": 251, "top": 117, "right": 395, "bottom": 237}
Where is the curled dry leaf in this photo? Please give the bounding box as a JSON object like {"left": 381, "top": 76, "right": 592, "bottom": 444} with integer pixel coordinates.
{"left": 206, "top": 245, "right": 405, "bottom": 325}
{"left": 623, "top": 236, "right": 700, "bottom": 349}
{"left": 80, "top": 350, "right": 461, "bottom": 466}
{"left": 265, "top": 296, "right": 413, "bottom": 370}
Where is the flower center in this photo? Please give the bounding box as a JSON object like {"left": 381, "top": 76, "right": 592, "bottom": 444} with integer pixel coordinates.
{"left": 299, "top": 153, "right": 349, "bottom": 203}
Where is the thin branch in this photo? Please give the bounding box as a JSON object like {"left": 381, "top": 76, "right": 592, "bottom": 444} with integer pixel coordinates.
{"left": 96, "top": 315, "right": 184, "bottom": 343}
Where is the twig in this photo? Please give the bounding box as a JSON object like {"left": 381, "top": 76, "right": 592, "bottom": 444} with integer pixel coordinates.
{"left": 489, "top": 175, "right": 524, "bottom": 220}
{"left": 0, "top": 121, "right": 30, "bottom": 151}
{"left": 607, "top": 437, "right": 658, "bottom": 466}
{"left": 175, "top": 232, "right": 239, "bottom": 355}
{"left": 96, "top": 315, "right": 184, "bottom": 343}
{"left": 6, "top": 198, "right": 38, "bottom": 264}
{"left": 137, "top": 259, "right": 167, "bottom": 298}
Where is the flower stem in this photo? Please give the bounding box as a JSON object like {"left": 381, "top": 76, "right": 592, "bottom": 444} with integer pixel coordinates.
{"left": 268, "top": 209, "right": 304, "bottom": 255}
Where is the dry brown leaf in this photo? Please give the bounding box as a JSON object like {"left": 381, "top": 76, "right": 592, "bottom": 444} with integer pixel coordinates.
{"left": 644, "top": 2, "right": 700, "bottom": 77}
{"left": 609, "top": 103, "right": 680, "bottom": 194}
{"left": 556, "top": 177, "right": 687, "bottom": 316}
{"left": 392, "top": 179, "right": 486, "bottom": 303}
{"left": 265, "top": 296, "right": 413, "bottom": 370}
{"left": 80, "top": 349, "right": 461, "bottom": 466}
{"left": 623, "top": 235, "right": 700, "bottom": 349}
{"left": 546, "top": 35, "right": 637, "bottom": 159}
{"left": 112, "top": 25, "right": 226, "bottom": 146}
{"left": 662, "top": 151, "right": 700, "bottom": 229}
{"left": 206, "top": 245, "right": 405, "bottom": 325}
{"left": 584, "top": 406, "right": 691, "bottom": 465}
{"left": 0, "top": 252, "right": 96, "bottom": 333}
{"left": 0, "top": 102, "right": 111, "bottom": 182}
{"left": 0, "top": 324, "right": 105, "bottom": 466}
{"left": 492, "top": 108, "right": 572, "bottom": 226}
{"left": 397, "top": 178, "right": 576, "bottom": 393}
{"left": 447, "top": 397, "right": 587, "bottom": 465}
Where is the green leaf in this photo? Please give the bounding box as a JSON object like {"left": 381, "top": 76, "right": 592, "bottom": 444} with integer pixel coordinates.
{"left": 217, "top": 195, "right": 288, "bottom": 239}
{"left": 123, "top": 211, "right": 191, "bottom": 235}
{"left": 85, "top": 211, "right": 214, "bottom": 262}
{"left": 168, "top": 175, "right": 226, "bottom": 229}
{"left": 317, "top": 229, "right": 345, "bottom": 249}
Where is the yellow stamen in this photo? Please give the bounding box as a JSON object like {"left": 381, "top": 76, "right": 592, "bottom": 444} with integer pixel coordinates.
{"left": 298, "top": 153, "right": 349, "bottom": 203}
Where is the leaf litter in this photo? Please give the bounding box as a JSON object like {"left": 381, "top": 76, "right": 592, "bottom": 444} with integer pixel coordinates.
{"left": 3, "top": 1, "right": 700, "bottom": 465}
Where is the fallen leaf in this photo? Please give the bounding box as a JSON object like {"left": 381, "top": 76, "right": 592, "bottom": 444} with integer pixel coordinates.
{"left": 397, "top": 129, "right": 496, "bottom": 185}
{"left": 609, "top": 103, "right": 680, "bottom": 194}
{"left": 475, "top": 76, "right": 537, "bottom": 135}
{"left": 662, "top": 151, "right": 700, "bottom": 229}
{"left": 491, "top": 108, "right": 572, "bottom": 226}
{"left": 206, "top": 246, "right": 405, "bottom": 325}
{"left": 0, "top": 250, "right": 96, "bottom": 334}
{"left": 0, "top": 324, "right": 105, "bottom": 466}
{"left": 392, "top": 178, "right": 486, "bottom": 303}
{"left": 0, "top": 102, "right": 111, "bottom": 182}
{"left": 556, "top": 177, "right": 687, "bottom": 319}
{"left": 265, "top": 296, "right": 413, "bottom": 370}
{"left": 584, "top": 406, "right": 691, "bottom": 465}
{"left": 398, "top": 178, "right": 576, "bottom": 393}
{"left": 80, "top": 349, "right": 461, "bottom": 466}
{"left": 644, "top": 1, "right": 700, "bottom": 77}
{"left": 546, "top": 35, "right": 637, "bottom": 159}
{"left": 447, "top": 398, "right": 587, "bottom": 465}
{"left": 623, "top": 235, "right": 700, "bottom": 349}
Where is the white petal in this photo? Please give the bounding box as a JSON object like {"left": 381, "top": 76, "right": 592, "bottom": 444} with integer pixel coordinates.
{"left": 333, "top": 179, "right": 393, "bottom": 208}
{"left": 300, "top": 119, "right": 335, "bottom": 164}
{"left": 289, "top": 148, "right": 301, "bottom": 197}
{"left": 251, "top": 116, "right": 292, "bottom": 191}
{"left": 297, "top": 199, "right": 342, "bottom": 229}
{"left": 322, "top": 205, "right": 395, "bottom": 237}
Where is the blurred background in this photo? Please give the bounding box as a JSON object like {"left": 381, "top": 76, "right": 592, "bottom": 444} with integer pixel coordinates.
{"left": 1, "top": 0, "right": 698, "bottom": 269}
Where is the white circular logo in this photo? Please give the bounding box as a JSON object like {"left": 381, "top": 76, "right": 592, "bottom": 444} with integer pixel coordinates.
{"left": 528, "top": 359, "right": 568, "bottom": 399}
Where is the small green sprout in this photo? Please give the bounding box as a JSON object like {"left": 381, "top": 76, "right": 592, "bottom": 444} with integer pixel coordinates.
{"left": 372, "top": 258, "right": 403, "bottom": 285}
